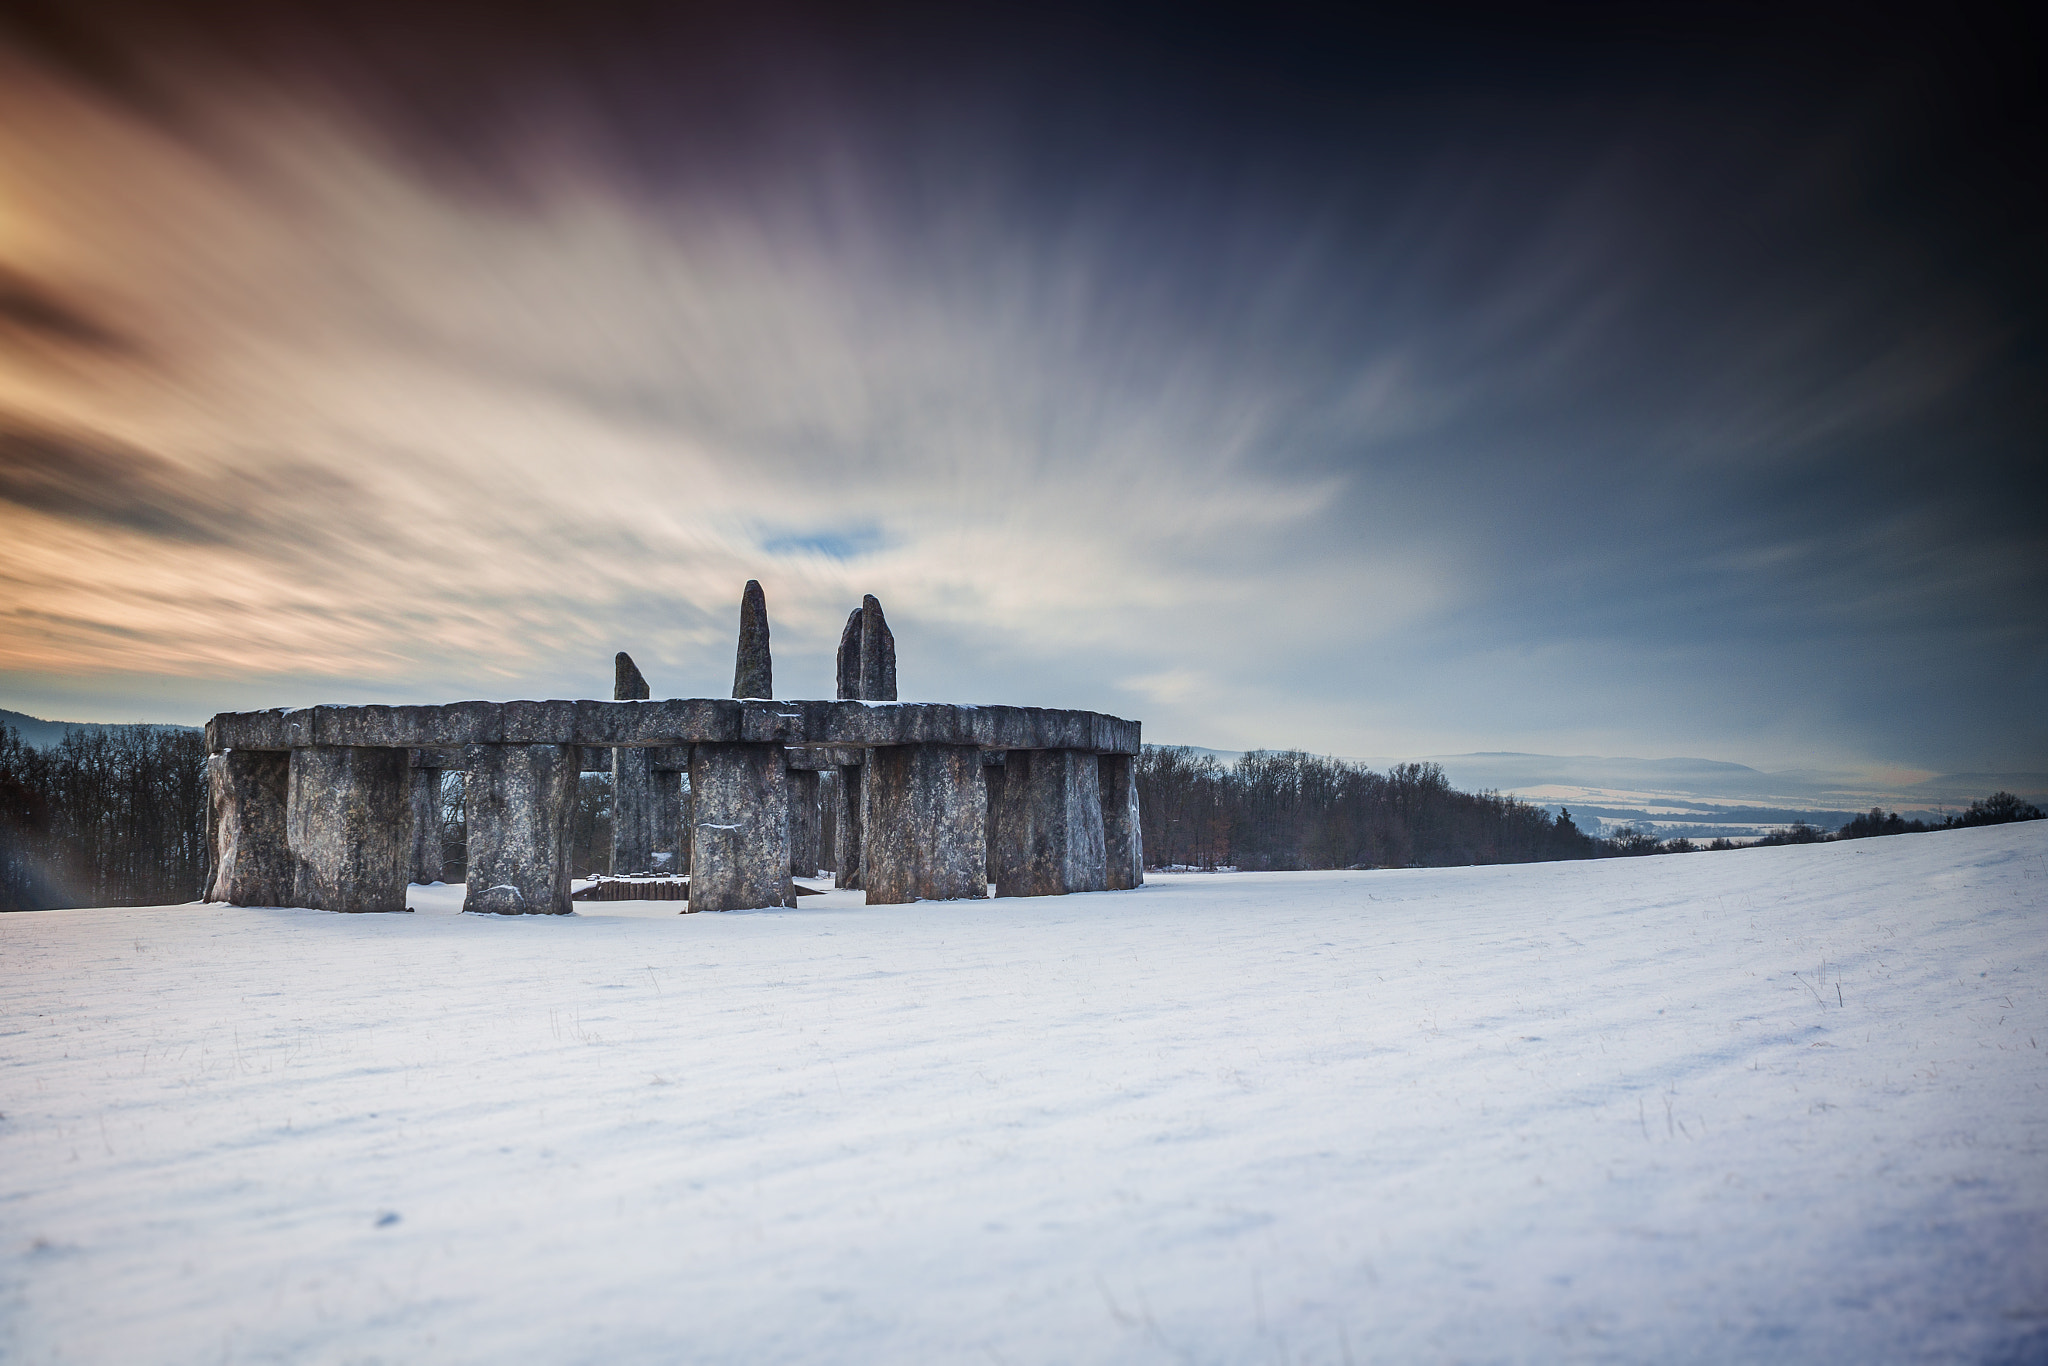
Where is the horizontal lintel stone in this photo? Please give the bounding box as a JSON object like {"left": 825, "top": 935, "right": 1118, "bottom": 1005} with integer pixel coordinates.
{"left": 210, "top": 699, "right": 1139, "bottom": 757}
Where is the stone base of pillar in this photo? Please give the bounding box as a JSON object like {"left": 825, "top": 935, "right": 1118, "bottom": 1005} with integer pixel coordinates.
{"left": 288, "top": 746, "right": 411, "bottom": 913}
{"left": 408, "top": 763, "right": 445, "bottom": 884}
{"left": 689, "top": 743, "right": 791, "bottom": 912}
{"left": 789, "top": 767, "right": 822, "bottom": 876}
{"left": 206, "top": 749, "right": 293, "bottom": 906}
{"left": 863, "top": 745, "right": 988, "bottom": 904}
{"left": 989, "top": 748, "right": 1108, "bottom": 897}
{"left": 833, "top": 763, "right": 864, "bottom": 890}
{"left": 1097, "top": 753, "right": 1144, "bottom": 890}
{"left": 462, "top": 743, "right": 579, "bottom": 915}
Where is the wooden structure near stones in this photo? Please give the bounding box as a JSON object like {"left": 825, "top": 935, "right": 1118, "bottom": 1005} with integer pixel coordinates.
{"left": 203, "top": 584, "right": 1142, "bottom": 915}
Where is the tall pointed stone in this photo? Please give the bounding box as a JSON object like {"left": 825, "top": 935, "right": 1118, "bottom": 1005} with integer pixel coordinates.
{"left": 836, "top": 608, "right": 863, "bottom": 700}
{"left": 733, "top": 580, "right": 773, "bottom": 699}
{"left": 858, "top": 594, "right": 897, "bottom": 702}
{"left": 615, "top": 651, "right": 651, "bottom": 701}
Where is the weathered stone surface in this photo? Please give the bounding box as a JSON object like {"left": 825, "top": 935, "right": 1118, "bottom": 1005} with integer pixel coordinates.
{"left": 989, "top": 748, "right": 1108, "bottom": 897}
{"left": 817, "top": 768, "right": 840, "bottom": 871}
{"left": 859, "top": 595, "right": 897, "bottom": 702}
{"left": 209, "top": 699, "right": 1140, "bottom": 755}
{"left": 205, "top": 749, "right": 292, "bottom": 906}
{"left": 982, "top": 757, "right": 1005, "bottom": 882}
{"left": 688, "top": 743, "right": 790, "bottom": 911}
{"left": 834, "top": 763, "right": 864, "bottom": 890}
{"left": 788, "top": 767, "right": 822, "bottom": 876}
{"left": 659, "top": 769, "right": 686, "bottom": 873}
{"left": 408, "top": 765, "right": 444, "bottom": 884}
{"left": 615, "top": 651, "right": 651, "bottom": 701}
{"left": 836, "top": 608, "right": 863, "bottom": 700}
{"left": 570, "top": 699, "right": 738, "bottom": 748}
{"left": 863, "top": 745, "right": 988, "bottom": 904}
{"left": 733, "top": 580, "right": 773, "bottom": 699}
{"left": 287, "top": 746, "right": 410, "bottom": 913}
{"left": 612, "top": 744, "right": 661, "bottom": 873}
{"left": 462, "top": 743, "right": 578, "bottom": 915}
{"left": 1097, "top": 753, "right": 1144, "bottom": 890}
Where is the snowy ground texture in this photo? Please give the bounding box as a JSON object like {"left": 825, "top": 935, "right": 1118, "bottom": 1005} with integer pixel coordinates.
{"left": 5, "top": 825, "right": 2046, "bottom": 1364}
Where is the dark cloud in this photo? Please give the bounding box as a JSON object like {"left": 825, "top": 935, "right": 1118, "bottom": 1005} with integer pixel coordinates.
{"left": 0, "top": 421, "right": 227, "bottom": 541}
{"left": 0, "top": 269, "right": 133, "bottom": 353}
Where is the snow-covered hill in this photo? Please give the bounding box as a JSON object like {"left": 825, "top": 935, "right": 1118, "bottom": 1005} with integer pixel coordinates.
{"left": 4, "top": 826, "right": 2044, "bottom": 1363}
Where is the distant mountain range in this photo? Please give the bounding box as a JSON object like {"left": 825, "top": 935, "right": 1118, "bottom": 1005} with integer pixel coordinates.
{"left": 1148, "top": 744, "right": 2047, "bottom": 839}
{"left": 0, "top": 708, "right": 200, "bottom": 749}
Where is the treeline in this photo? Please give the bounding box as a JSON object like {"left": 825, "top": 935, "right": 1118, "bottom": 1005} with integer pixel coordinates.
{"left": 1134, "top": 746, "right": 2046, "bottom": 870}
{"left": 1, "top": 724, "right": 208, "bottom": 910}
{"left": 1835, "top": 791, "right": 2045, "bottom": 840}
{"left": 1137, "top": 748, "right": 1599, "bottom": 870}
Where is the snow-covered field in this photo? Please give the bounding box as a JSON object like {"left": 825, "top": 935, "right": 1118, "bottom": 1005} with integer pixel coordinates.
{"left": 4, "top": 825, "right": 2045, "bottom": 1364}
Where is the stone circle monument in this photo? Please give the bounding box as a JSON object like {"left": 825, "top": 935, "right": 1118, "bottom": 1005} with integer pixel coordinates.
{"left": 202, "top": 584, "right": 1143, "bottom": 914}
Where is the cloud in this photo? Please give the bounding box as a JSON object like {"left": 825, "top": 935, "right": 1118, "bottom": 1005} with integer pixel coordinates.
{"left": 0, "top": 6, "right": 2039, "bottom": 774}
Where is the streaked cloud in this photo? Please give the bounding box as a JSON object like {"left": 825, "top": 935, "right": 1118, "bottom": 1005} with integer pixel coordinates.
{"left": 0, "top": 3, "right": 2039, "bottom": 775}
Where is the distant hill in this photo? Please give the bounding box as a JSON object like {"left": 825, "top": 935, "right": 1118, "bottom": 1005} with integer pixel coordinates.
{"left": 0, "top": 708, "right": 200, "bottom": 749}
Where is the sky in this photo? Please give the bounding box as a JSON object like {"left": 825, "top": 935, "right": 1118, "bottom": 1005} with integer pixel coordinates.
{"left": 0, "top": 1, "right": 2042, "bottom": 782}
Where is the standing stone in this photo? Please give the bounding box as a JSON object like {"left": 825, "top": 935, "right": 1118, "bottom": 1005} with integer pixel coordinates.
{"left": 733, "top": 580, "right": 773, "bottom": 699}
{"left": 789, "top": 767, "right": 822, "bottom": 877}
{"left": 408, "top": 761, "right": 445, "bottom": 884}
{"left": 658, "top": 768, "right": 686, "bottom": 873}
{"left": 613, "top": 747, "right": 660, "bottom": 873}
{"left": 989, "top": 748, "right": 1108, "bottom": 897}
{"left": 863, "top": 745, "right": 987, "bottom": 904}
{"left": 836, "top": 609, "right": 864, "bottom": 700}
{"left": 1098, "top": 753, "right": 1144, "bottom": 890}
{"left": 287, "top": 746, "right": 411, "bottom": 913}
{"left": 615, "top": 651, "right": 651, "bottom": 701}
{"left": 858, "top": 594, "right": 897, "bottom": 701}
{"left": 205, "top": 749, "right": 293, "bottom": 906}
{"left": 834, "top": 762, "right": 864, "bottom": 890}
{"left": 463, "top": 743, "right": 579, "bottom": 915}
{"left": 982, "top": 755, "right": 1006, "bottom": 883}
{"left": 612, "top": 649, "right": 660, "bottom": 873}
{"left": 689, "top": 742, "right": 790, "bottom": 911}
{"left": 817, "top": 768, "right": 839, "bottom": 871}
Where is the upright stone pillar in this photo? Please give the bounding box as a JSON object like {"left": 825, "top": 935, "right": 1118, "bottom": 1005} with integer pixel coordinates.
{"left": 982, "top": 754, "right": 1006, "bottom": 883}
{"left": 989, "top": 749, "right": 1108, "bottom": 897}
{"left": 734, "top": 580, "right": 773, "bottom": 699}
{"left": 408, "top": 759, "right": 445, "bottom": 884}
{"left": 205, "top": 749, "right": 293, "bottom": 906}
{"left": 818, "top": 768, "right": 840, "bottom": 872}
{"left": 287, "top": 746, "right": 411, "bottom": 913}
{"left": 789, "top": 767, "right": 822, "bottom": 877}
{"left": 834, "top": 762, "right": 864, "bottom": 890}
{"left": 462, "top": 743, "right": 578, "bottom": 915}
{"left": 835, "top": 594, "right": 897, "bottom": 701}
{"left": 613, "top": 747, "right": 661, "bottom": 873}
{"left": 1098, "top": 753, "right": 1144, "bottom": 890}
{"left": 858, "top": 594, "right": 897, "bottom": 701}
{"left": 658, "top": 768, "right": 686, "bottom": 872}
{"left": 689, "top": 743, "right": 790, "bottom": 912}
{"left": 610, "top": 650, "right": 660, "bottom": 874}
{"left": 864, "top": 744, "right": 988, "bottom": 904}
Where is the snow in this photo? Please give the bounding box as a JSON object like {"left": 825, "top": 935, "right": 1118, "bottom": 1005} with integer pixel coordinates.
{"left": 4, "top": 825, "right": 2045, "bottom": 1363}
